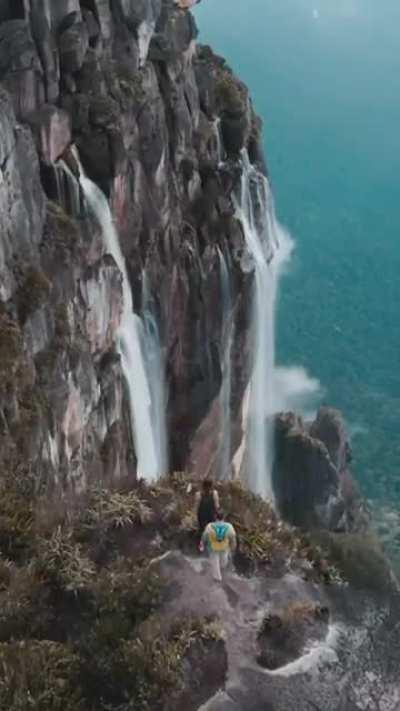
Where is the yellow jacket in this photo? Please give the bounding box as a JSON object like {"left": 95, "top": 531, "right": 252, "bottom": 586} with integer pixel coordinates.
{"left": 202, "top": 521, "right": 236, "bottom": 553}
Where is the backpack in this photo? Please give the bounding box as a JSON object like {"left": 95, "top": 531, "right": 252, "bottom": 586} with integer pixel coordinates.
{"left": 213, "top": 522, "right": 229, "bottom": 543}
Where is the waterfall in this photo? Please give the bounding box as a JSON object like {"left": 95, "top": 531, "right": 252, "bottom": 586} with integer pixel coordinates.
{"left": 141, "top": 271, "right": 168, "bottom": 476}
{"left": 137, "top": 20, "right": 155, "bottom": 67}
{"left": 218, "top": 249, "right": 234, "bottom": 480}
{"left": 74, "top": 158, "right": 167, "bottom": 480}
{"left": 235, "top": 149, "right": 292, "bottom": 501}
{"left": 213, "top": 118, "right": 224, "bottom": 165}
{"left": 54, "top": 160, "right": 82, "bottom": 217}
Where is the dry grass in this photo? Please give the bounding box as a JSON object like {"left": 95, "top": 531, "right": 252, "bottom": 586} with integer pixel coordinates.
{"left": 0, "top": 641, "right": 84, "bottom": 711}
{"left": 0, "top": 473, "right": 229, "bottom": 710}
{"left": 0, "top": 471, "right": 343, "bottom": 709}
{"left": 35, "top": 527, "right": 96, "bottom": 594}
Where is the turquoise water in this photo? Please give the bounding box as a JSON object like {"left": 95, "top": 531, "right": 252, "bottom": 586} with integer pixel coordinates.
{"left": 195, "top": 1, "right": 400, "bottom": 513}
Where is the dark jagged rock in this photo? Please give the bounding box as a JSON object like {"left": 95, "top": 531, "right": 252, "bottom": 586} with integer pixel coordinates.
{"left": 273, "top": 408, "right": 368, "bottom": 531}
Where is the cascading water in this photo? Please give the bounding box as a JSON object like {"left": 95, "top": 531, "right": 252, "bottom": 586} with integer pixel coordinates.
{"left": 141, "top": 271, "right": 168, "bottom": 475}
{"left": 235, "top": 149, "right": 292, "bottom": 501}
{"left": 55, "top": 160, "right": 82, "bottom": 217}
{"left": 213, "top": 118, "right": 224, "bottom": 165}
{"left": 73, "top": 156, "right": 167, "bottom": 480}
{"left": 217, "top": 249, "right": 234, "bottom": 479}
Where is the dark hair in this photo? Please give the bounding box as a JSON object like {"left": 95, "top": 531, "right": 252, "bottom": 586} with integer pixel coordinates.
{"left": 215, "top": 509, "right": 224, "bottom": 521}
{"left": 202, "top": 479, "right": 213, "bottom": 493}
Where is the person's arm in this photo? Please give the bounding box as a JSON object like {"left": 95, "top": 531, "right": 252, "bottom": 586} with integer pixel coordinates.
{"left": 229, "top": 525, "right": 237, "bottom": 552}
{"left": 200, "top": 524, "right": 209, "bottom": 552}
{"left": 213, "top": 489, "right": 220, "bottom": 510}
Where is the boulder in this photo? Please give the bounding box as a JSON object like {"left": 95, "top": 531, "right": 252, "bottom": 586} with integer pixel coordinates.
{"left": 273, "top": 412, "right": 341, "bottom": 529}
{"left": 149, "top": 3, "right": 198, "bottom": 61}
{"left": 58, "top": 20, "right": 89, "bottom": 74}
{"left": 0, "top": 20, "right": 44, "bottom": 119}
{"left": 273, "top": 409, "right": 368, "bottom": 532}
{"left": 310, "top": 406, "right": 351, "bottom": 471}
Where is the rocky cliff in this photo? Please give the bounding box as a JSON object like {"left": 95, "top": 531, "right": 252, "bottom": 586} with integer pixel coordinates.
{"left": 0, "top": 0, "right": 265, "bottom": 488}
{"left": 1, "top": 3, "right": 400, "bottom": 711}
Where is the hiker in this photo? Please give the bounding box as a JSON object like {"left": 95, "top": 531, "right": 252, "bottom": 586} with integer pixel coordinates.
{"left": 194, "top": 479, "right": 220, "bottom": 537}
{"left": 199, "top": 510, "right": 237, "bottom": 582}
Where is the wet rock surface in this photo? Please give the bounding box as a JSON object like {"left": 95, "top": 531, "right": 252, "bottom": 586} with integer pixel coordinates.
{"left": 153, "top": 551, "right": 400, "bottom": 711}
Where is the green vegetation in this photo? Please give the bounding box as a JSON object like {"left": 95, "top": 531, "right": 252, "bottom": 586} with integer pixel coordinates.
{"left": 106, "top": 62, "right": 145, "bottom": 107}
{"left": 0, "top": 463, "right": 346, "bottom": 708}
{"left": 215, "top": 71, "right": 248, "bottom": 116}
{"left": 0, "top": 314, "right": 28, "bottom": 394}
{"left": 0, "top": 472, "right": 229, "bottom": 710}
{"left": 0, "top": 641, "right": 83, "bottom": 711}
{"left": 312, "top": 530, "right": 393, "bottom": 593}
{"left": 17, "top": 267, "right": 52, "bottom": 324}
{"left": 47, "top": 201, "right": 80, "bottom": 247}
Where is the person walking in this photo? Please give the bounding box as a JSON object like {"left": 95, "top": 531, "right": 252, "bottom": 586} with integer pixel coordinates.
{"left": 195, "top": 479, "right": 220, "bottom": 537}
{"left": 200, "top": 510, "right": 237, "bottom": 582}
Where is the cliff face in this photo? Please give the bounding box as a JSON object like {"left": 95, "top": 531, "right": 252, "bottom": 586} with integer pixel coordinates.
{"left": 0, "top": 0, "right": 265, "bottom": 488}
{"left": 1, "top": 5, "right": 400, "bottom": 711}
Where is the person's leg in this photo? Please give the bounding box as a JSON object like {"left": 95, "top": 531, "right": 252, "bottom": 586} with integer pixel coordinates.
{"left": 210, "top": 552, "right": 222, "bottom": 582}
{"left": 220, "top": 550, "right": 229, "bottom": 575}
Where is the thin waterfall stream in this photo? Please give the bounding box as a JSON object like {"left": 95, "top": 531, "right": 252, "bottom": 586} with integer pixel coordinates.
{"left": 69, "top": 155, "right": 168, "bottom": 480}
{"left": 218, "top": 248, "right": 234, "bottom": 479}
{"left": 235, "top": 149, "right": 292, "bottom": 501}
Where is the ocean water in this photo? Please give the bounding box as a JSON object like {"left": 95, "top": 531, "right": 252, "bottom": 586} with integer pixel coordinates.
{"left": 195, "top": 0, "right": 400, "bottom": 540}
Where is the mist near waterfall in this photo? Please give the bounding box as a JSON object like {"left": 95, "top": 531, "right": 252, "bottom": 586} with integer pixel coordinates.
{"left": 273, "top": 366, "right": 322, "bottom": 419}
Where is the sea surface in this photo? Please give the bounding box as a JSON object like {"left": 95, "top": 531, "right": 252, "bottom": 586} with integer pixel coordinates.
{"left": 195, "top": 0, "right": 400, "bottom": 555}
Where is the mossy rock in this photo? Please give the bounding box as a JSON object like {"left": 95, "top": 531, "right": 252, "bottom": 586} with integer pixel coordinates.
{"left": 0, "top": 315, "right": 25, "bottom": 392}
{"left": 17, "top": 267, "right": 52, "bottom": 324}
{"left": 89, "top": 95, "right": 120, "bottom": 128}
{"left": 106, "top": 61, "right": 145, "bottom": 107}
{"left": 215, "top": 71, "right": 248, "bottom": 117}
{"left": 47, "top": 201, "right": 80, "bottom": 248}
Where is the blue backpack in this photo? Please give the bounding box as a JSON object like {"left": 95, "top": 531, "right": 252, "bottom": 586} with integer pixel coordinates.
{"left": 213, "top": 523, "right": 229, "bottom": 542}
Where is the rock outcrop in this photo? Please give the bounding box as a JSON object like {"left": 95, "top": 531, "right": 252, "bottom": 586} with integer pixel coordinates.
{"left": 0, "top": 0, "right": 264, "bottom": 487}
{"left": 273, "top": 407, "right": 368, "bottom": 531}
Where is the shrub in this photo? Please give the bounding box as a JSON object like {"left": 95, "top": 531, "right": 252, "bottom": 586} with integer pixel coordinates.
{"left": 0, "top": 315, "right": 25, "bottom": 393}
{"left": 35, "top": 527, "right": 96, "bottom": 594}
{"left": 17, "top": 267, "right": 52, "bottom": 324}
{"left": 91, "top": 557, "right": 163, "bottom": 627}
{"left": 215, "top": 72, "right": 247, "bottom": 116}
{"left": 79, "top": 615, "right": 222, "bottom": 711}
{"left": 0, "top": 564, "right": 54, "bottom": 642}
{"left": 0, "top": 641, "right": 84, "bottom": 711}
{"left": 111, "top": 62, "right": 145, "bottom": 103}
{"left": 311, "top": 531, "right": 392, "bottom": 593}
{"left": 47, "top": 201, "right": 80, "bottom": 245}
{"left": 0, "top": 491, "right": 34, "bottom": 559}
{"left": 80, "top": 488, "right": 153, "bottom": 542}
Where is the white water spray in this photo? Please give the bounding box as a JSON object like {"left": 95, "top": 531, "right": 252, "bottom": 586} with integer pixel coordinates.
{"left": 74, "top": 157, "right": 167, "bottom": 480}
{"left": 217, "top": 249, "right": 234, "bottom": 479}
{"left": 235, "top": 150, "right": 292, "bottom": 500}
